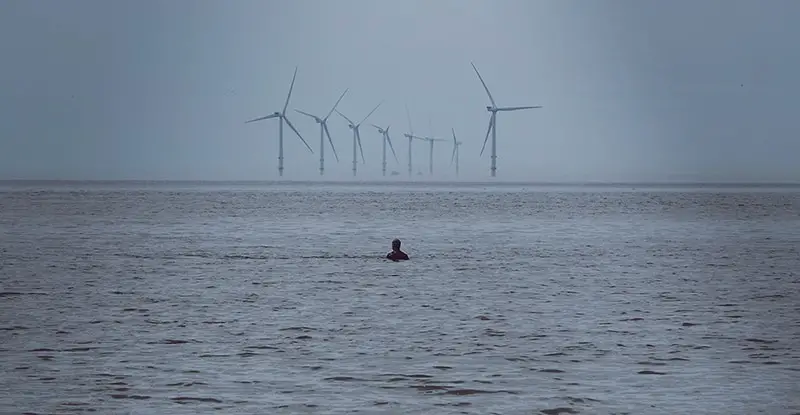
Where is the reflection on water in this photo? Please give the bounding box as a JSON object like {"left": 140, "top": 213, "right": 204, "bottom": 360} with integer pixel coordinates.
{"left": 1, "top": 183, "right": 798, "bottom": 414}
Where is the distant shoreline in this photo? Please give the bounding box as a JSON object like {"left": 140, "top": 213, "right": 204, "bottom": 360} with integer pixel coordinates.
{"left": 2, "top": 179, "right": 799, "bottom": 189}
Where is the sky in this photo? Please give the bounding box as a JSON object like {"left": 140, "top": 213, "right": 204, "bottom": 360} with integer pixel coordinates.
{"left": 1, "top": 0, "right": 799, "bottom": 182}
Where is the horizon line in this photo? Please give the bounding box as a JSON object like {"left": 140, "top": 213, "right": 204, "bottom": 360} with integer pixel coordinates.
{"left": 2, "top": 179, "right": 800, "bottom": 187}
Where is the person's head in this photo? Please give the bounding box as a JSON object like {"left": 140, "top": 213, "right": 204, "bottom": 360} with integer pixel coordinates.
{"left": 391, "top": 238, "right": 401, "bottom": 251}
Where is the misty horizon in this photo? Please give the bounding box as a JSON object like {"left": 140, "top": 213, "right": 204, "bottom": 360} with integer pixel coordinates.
{"left": 1, "top": 0, "right": 798, "bottom": 182}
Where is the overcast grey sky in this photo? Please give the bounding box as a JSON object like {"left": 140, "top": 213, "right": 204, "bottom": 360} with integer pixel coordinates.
{"left": 1, "top": 0, "right": 798, "bottom": 182}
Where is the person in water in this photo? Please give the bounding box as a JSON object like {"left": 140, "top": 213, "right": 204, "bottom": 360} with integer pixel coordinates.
{"left": 386, "top": 238, "right": 410, "bottom": 261}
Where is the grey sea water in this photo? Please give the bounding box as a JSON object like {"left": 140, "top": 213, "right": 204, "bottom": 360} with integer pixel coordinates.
{"left": 1, "top": 181, "right": 799, "bottom": 415}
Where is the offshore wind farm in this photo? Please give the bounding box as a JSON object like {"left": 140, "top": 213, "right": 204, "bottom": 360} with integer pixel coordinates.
{"left": 3, "top": 4, "right": 800, "bottom": 415}
{"left": 245, "top": 63, "right": 541, "bottom": 180}
{"left": 5, "top": 0, "right": 798, "bottom": 185}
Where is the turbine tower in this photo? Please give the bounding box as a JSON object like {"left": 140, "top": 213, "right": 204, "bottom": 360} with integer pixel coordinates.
{"left": 402, "top": 104, "right": 424, "bottom": 178}
{"left": 371, "top": 124, "right": 399, "bottom": 177}
{"left": 450, "top": 128, "right": 462, "bottom": 177}
{"left": 471, "top": 62, "right": 542, "bottom": 177}
{"left": 412, "top": 135, "right": 447, "bottom": 176}
{"left": 245, "top": 66, "right": 312, "bottom": 177}
{"left": 295, "top": 88, "right": 349, "bottom": 176}
{"left": 336, "top": 101, "right": 383, "bottom": 177}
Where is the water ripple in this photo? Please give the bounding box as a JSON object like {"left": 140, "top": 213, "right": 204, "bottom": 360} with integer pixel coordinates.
{"left": 1, "top": 185, "right": 798, "bottom": 414}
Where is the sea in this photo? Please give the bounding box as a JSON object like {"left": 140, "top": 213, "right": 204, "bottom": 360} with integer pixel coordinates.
{"left": 1, "top": 180, "right": 798, "bottom": 415}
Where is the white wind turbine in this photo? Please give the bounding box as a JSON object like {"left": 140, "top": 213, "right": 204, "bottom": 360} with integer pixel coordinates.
{"left": 295, "top": 88, "right": 349, "bottom": 176}
{"left": 471, "top": 62, "right": 543, "bottom": 177}
{"left": 450, "top": 128, "right": 462, "bottom": 177}
{"left": 402, "top": 104, "right": 425, "bottom": 178}
{"left": 412, "top": 118, "right": 446, "bottom": 176}
{"left": 336, "top": 101, "right": 383, "bottom": 177}
{"left": 245, "top": 66, "right": 312, "bottom": 177}
{"left": 371, "top": 124, "right": 400, "bottom": 177}
{"left": 416, "top": 135, "right": 447, "bottom": 176}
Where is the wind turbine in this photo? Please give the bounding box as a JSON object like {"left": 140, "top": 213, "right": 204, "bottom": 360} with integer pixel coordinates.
{"left": 450, "top": 128, "right": 462, "bottom": 177}
{"left": 471, "top": 62, "right": 542, "bottom": 177}
{"left": 245, "top": 66, "right": 312, "bottom": 177}
{"left": 416, "top": 135, "right": 447, "bottom": 176}
{"left": 336, "top": 101, "right": 383, "bottom": 177}
{"left": 295, "top": 88, "right": 349, "bottom": 176}
{"left": 412, "top": 118, "right": 447, "bottom": 176}
{"left": 402, "top": 104, "right": 425, "bottom": 178}
{"left": 371, "top": 124, "right": 399, "bottom": 177}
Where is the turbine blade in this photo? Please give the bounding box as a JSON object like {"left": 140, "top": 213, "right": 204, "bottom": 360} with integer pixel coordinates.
{"left": 471, "top": 62, "right": 496, "bottom": 108}
{"left": 245, "top": 113, "right": 279, "bottom": 123}
{"left": 498, "top": 105, "right": 543, "bottom": 111}
{"left": 405, "top": 103, "right": 414, "bottom": 135}
{"left": 386, "top": 131, "right": 399, "bottom": 164}
{"left": 451, "top": 128, "right": 457, "bottom": 165}
{"left": 323, "top": 122, "right": 339, "bottom": 162}
{"left": 295, "top": 109, "right": 318, "bottom": 120}
{"left": 284, "top": 116, "right": 313, "bottom": 153}
{"left": 370, "top": 123, "right": 383, "bottom": 131}
{"left": 324, "top": 88, "right": 349, "bottom": 121}
{"left": 335, "top": 109, "right": 355, "bottom": 126}
{"left": 358, "top": 100, "right": 383, "bottom": 126}
{"left": 479, "top": 115, "right": 493, "bottom": 157}
{"left": 282, "top": 66, "right": 298, "bottom": 114}
{"left": 356, "top": 128, "right": 365, "bottom": 164}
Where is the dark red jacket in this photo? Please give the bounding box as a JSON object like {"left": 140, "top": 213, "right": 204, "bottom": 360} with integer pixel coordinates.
{"left": 386, "top": 250, "right": 409, "bottom": 261}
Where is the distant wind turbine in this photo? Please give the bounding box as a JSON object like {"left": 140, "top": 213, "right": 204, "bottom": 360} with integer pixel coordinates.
{"left": 412, "top": 118, "right": 447, "bottom": 176}
{"left": 403, "top": 104, "right": 425, "bottom": 178}
{"left": 371, "top": 124, "right": 399, "bottom": 177}
{"left": 295, "top": 88, "right": 349, "bottom": 176}
{"left": 245, "top": 66, "right": 312, "bottom": 177}
{"left": 336, "top": 101, "right": 383, "bottom": 177}
{"left": 450, "top": 128, "right": 462, "bottom": 177}
{"left": 471, "top": 62, "right": 542, "bottom": 177}
{"left": 415, "top": 135, "right": 447, "bottom": 176}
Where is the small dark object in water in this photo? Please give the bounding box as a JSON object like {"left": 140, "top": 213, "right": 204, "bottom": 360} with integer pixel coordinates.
{"left": 386, "top": 238, "right": 409, "bottom": 261}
